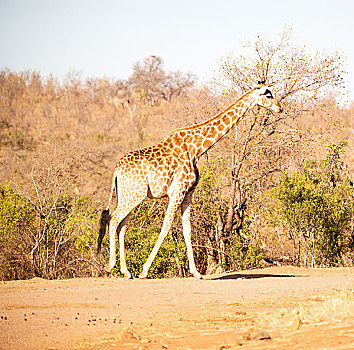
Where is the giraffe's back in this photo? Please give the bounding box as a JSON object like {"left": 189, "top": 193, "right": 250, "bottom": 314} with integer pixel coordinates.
{"left": 115, "top": 144, "right": 177, "bottom": 199}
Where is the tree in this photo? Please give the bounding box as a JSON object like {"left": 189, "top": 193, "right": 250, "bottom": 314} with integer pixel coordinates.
{"left": 129, "top": 55, "right": 195, "bottom": 105}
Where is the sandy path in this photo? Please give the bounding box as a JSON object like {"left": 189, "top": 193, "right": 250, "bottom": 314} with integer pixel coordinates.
{"left": 0, "top": 267, "right": 353, "bottom": 349}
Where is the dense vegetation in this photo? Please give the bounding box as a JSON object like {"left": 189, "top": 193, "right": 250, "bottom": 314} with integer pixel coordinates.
{"left": 272, "top": 143, "right": 354, "bottom": 267}
{"left": 1, "top": 30, "right": 353, "bottom": 280}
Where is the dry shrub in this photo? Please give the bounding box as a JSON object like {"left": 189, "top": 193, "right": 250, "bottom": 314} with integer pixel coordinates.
{"left": 0, "top": 158, "right": 102, "bottom": 280}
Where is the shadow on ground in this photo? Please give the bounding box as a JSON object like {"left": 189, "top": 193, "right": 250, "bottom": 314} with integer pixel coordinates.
{"left": 211, "top": 273, "right": 298, "bottom": 280}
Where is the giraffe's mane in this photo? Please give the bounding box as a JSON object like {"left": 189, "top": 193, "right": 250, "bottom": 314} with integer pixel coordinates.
{"left": 167, "top": 88, "right": 255, "bottom": 137}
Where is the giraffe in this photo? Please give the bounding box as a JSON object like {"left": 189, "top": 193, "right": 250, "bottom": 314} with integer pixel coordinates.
{"left": 97, "top": 83, "right": 282, "bottom": 279}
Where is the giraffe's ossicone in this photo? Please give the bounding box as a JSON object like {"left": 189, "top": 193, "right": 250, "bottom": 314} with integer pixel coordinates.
{"left": 97, "top": 83, "right": 282, "bottom": 279}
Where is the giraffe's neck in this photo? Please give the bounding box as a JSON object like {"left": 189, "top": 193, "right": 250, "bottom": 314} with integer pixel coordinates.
{"left": 189, "top": 91, "right": 255, "bottom": 159}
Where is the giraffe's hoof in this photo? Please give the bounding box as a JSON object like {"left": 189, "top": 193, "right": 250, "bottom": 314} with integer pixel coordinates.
{"left": 139, "top": 271, "right": 148, "bottom": 279}
{"left": 193, "top": 272, "right": 202, "bottom": 280}
{"left": 103, "top": 266, "right": 112, "bottom": 277}
{"left": 123, "top": 271, "right": 132, "bottom": 279}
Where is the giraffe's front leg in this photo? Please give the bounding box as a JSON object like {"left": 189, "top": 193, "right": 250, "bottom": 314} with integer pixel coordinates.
{"left": 139, "top": 193, "right": 183, "bottom": 279}
{"left": 181, "top": 191, "right": 202, "bottom": 279}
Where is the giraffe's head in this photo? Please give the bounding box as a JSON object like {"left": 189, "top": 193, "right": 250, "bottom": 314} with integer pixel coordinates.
{"left": 251, "top": 84, "right": 283, "bottom": 113}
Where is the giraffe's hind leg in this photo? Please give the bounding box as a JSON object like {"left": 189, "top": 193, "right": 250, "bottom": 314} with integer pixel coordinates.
{"left": 108, "top": 190, "right": 147, "bottom": 279}
{"left": 108, "top": 210, "right": 129, "bottom": 276}
{"left": 118, "top": 215, "right": 130, "bottom": 278}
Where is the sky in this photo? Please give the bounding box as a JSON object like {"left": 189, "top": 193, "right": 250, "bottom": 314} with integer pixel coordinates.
{"left": 1, "top": 0, "right": 354, "bottom": 100}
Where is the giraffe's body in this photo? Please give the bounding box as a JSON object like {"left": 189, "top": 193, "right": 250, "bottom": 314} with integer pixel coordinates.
{"left": 97, "top": 84, "right": 282, "bottom": 279}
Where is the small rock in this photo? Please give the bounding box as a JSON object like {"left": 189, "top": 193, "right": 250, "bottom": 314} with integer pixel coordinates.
{"left": 122, "top": 330, "right": 142, "bottom": 342}
{"left": 248, "top": 331, "right": 271, "bottom": 341}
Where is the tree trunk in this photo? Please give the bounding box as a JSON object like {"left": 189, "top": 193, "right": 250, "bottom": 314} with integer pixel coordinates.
{"left": 225, "top": 170, "right": 244, "bottom": 234}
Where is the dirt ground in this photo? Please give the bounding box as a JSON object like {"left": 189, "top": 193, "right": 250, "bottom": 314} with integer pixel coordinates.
{"left": 0, "top": 266, "right": 353, "bottom": 350}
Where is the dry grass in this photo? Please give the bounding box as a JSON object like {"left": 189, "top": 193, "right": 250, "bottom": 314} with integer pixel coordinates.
{"left": 268, "top": 289, "right": 354, "bottom": 331}
{"left": 300, "top": 289, "right": 354, "bottom": 324}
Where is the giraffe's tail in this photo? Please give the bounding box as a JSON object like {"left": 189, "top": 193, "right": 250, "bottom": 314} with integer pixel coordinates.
{"left": 97, "top": 172, "right": 117, "bottom": 254}
{"left": 97, "top": 209, "right": 110, "bottom": 254}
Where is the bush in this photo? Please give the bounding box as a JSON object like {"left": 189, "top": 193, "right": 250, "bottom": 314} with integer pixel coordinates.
{"left": 226, "top": 222, "right": 264, "bottom": 271}
{"left": 0, "top": 184, "right": 35, "bottom": 279}
{"left": 191, "top": 160, "right": 265, "bottom": 273}
{"left": 0, "top": 183, "right": 99, "bottom": 280}
{"left": 272, "top": 144, "right": 354, "bottom": 267}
